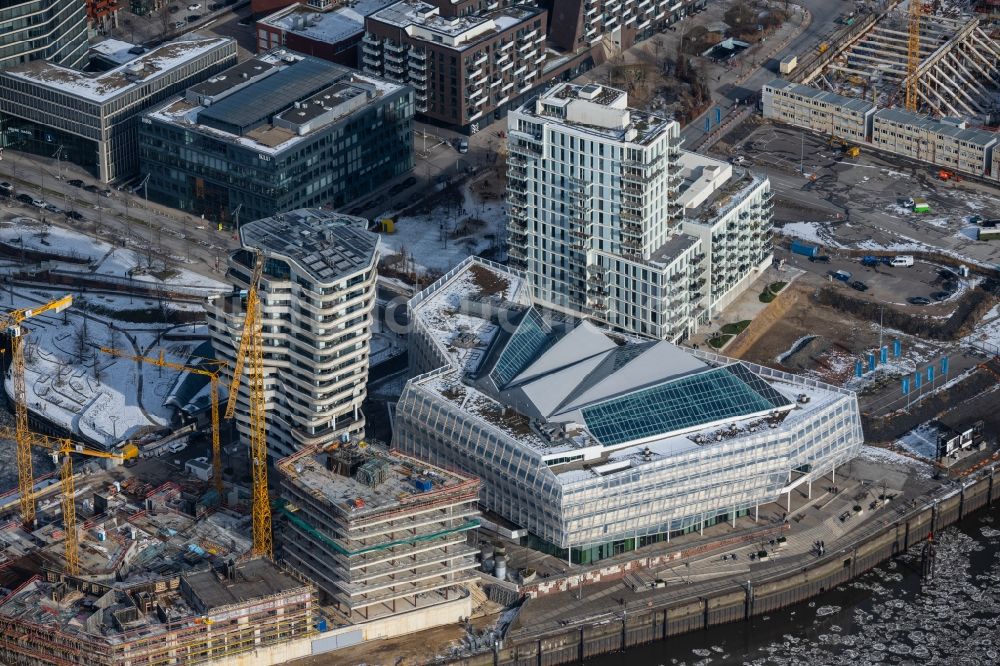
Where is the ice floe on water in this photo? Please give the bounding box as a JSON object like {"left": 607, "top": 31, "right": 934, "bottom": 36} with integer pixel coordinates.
{"left": 739, "top": 525, "right": 1000, "bottom": 665}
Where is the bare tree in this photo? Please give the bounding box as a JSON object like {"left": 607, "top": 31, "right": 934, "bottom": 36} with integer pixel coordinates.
{"left": 74, "top": 317, "right": 90, "bottom": 364}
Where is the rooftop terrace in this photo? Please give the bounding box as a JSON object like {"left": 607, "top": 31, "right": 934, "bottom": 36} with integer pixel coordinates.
{"left": 238, "top": 208, "right": 378, "bottom": 284}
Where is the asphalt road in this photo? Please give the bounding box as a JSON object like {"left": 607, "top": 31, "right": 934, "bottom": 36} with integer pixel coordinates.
{"left": 0, "top": 151, "right": 235, "bottom": 281}
{"left": 679, "top": 0, "right": 854, "bottom": 147}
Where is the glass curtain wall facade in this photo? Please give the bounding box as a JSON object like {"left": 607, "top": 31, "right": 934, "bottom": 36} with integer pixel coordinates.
{"left": 395, "top": 364, "right": 862, "bottom": 564}
{"left": 0, "top": 0, "right": 87, "bottom": 71}
{"left": 139, "top": 90, "right": 413, "bottom": 223}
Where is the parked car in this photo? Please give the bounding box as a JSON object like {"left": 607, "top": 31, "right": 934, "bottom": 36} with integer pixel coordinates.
{"left": 99, "top": 189, "right": 111, "bottom": 198}
{"left": 890, "top": 255, "right": 914, "bottom": 267}
{"left": 832, "top": 270, "right": 852, "bottom": 282}
{"left": 64, "top": 210, "right": 84, "bottom": 220}
{"left": 850, "top": 280, "right": 868, "bottom": 292}
{"left": 457, "top": 138, "right": 469, "bottom": 153}
{"left": 15, "top": 193, "right": 34, "bottom": 205}
{"left": 44, "top": 203, "right": 62, "bottom": 214}
{"left": 931, "top": 291, "right": 950, "bottom": 302}
{"left": 908, "top": 296, "right": 931, "bottom": 306}
{"left": 186, "top": 14, "right": 199, "bottom": 22}
{"left": 187, "top": 3, "right": 202, "bottom": 9}
{"left": 0, "top": 181, "right": 13, "bottom": 196}
{"left": 83, "top": 184, "right": 100, "bottom": 193}
{"left": 172, "top": 21, "right": 186, "bottom": 28}
{"left": 29, "top": 197, "right": 46, "bottom": 208}
{"left": 67, "top": 179, "right": 84, "bottom": 187}
{"left": 808, "top": 254, "right": 830, "bottom": 263}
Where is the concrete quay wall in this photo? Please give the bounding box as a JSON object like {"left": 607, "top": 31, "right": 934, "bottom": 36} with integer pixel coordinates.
{"left": 446, "top": 468, "right": 999, "bottom": 666}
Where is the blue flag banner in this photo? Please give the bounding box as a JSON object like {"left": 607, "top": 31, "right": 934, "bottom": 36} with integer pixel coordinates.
{"left": 941, "top": 357, "right": 949, "bottom": 375}
{"left": 893, "top": 339, "right": 901, "bottom": 358}
{"left": 902, "top": 377, "right": 910, "bottom": 395}
{"left": 868, "top": 353, "right": 876, "bottom": 371}
{"left": 880, "top": 347, "right": 888, "bottom": 364}
{"left": 914, "top": 371, "right": 922, "bottom": 389}
{"left": 927, "top": 366, "right": 934, "bottom": 382}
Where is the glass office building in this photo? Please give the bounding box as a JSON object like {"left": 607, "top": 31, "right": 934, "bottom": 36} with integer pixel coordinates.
{"left": 139, "top": 52, "right": 413, "bottom": 224}
{"left": 394, "top": 258, "right": 864, "bottom": 564}
{"left": 0, "top": 34, "right": 237, "bottom": 182}
{"left": 0, "top": 0, "right": 88, "bottom": 71}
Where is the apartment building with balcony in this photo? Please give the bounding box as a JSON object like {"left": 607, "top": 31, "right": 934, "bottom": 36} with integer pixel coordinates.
{"left": 207, "top": 209, "right": 380, "bottom": 459}
{"left": 547, "top": 0, "right": 708, "bottom": 53}
{"left": 506, "top": 83, "right": 772, "bottom": 341}
{"left": 363, "top": 0, "right": 546, "bottom": 130}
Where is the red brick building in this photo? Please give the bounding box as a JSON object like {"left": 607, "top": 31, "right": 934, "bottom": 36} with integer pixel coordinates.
{"left": 87, "top": 0, "right": 120, "bottom": 33}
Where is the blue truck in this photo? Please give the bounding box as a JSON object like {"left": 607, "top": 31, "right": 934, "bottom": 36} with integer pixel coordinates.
{"left": 790, "top": 241, "right": 820, "bottom": 258}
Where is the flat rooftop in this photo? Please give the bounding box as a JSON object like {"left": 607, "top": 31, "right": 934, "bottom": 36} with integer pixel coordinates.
{"left": 183, "top": 559, "right": 304, "bottom": 611}
{"left": 685, "top": 168, "right": 767, "bottom": 226}
{"left": 765, "top": 78, "right": 875, "bottom": 114}
{"left": 409, "top": 260, "right": 854, "bottom": 481}
{"left": 239, "top": 208, "right": 379, "bottom": 284}
{"left": 3, "top": 34, "right": 232, "bottom": 103}
{"left": 523, "top": 83, "right": 677, "bottom": 147}
{"left": 874, "top": 108, "right": 998, "bottom": 146}
{"left": 147, "top": 51, "right": 403, "bottom": 154}
{"left": 369, "top": 0, "right": 541, "bottom": 49}
{"left": 277, "top": 440, "right": 478, "bottom": 520}
{"left": 259, "top": 1, "right": 399, "bottom": 44}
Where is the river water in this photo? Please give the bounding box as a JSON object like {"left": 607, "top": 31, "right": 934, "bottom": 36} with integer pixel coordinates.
{"left": 583, "top": 503, "right": 1000, "bottom": 666}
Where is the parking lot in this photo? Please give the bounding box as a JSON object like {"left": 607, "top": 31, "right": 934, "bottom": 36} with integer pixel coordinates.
{"left": 709, "top": 123, "right": 1000, "bottom": 270}
{"left": 782, "top": 251, "right": 972, "bottom": 313}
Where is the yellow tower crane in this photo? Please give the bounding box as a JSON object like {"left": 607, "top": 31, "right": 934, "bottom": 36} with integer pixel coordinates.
{"left": 905, "top": 0, "right": 921, "bottom": 112}
{"left": 1, "top": 295, "right": 73, "bottom": 528}
{"left": 0, "top": 426, "right": 137, "bottom": 575}
{"left": 224, "top": 251, "right": 272, "bottom": 559}
{"left": 99, "top": 347, "right": 226, "bottom": 497}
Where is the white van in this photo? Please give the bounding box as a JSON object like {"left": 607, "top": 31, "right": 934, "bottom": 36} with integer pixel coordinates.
{"left": 890, "top": 255, "right": 914, "bottom": 267}
{"left": 167, "top": 440, "right": 187, "bottom": 454}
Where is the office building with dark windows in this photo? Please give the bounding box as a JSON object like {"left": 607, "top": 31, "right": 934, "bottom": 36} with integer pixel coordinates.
{"left": 0, "top": 33, "right": 237, "bottom": 182}
{"left": 139, "top": 50, "right": 413, "bottom": 224}
{"left": 0, "top": 0, "right": 88, "bottom": 71}
{"left": 395, "top": 258, "right": 864, "bottom": 564}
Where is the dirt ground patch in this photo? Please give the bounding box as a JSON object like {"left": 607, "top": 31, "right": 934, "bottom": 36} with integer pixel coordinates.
{"left": 738, "top": 292, "right": 883, "bottom": 383}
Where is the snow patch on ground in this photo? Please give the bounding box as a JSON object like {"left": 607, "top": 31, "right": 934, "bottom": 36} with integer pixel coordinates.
{"left": 0, "top": 218, "right": 226, "bottom": 291}
{"left": 858, "top": 446, "right": 934, "bottom": 477}
{"left": 897, "top": 423, "right": 939, "bottom": 459}
{"left": 0, "top": 288, "right": 200, "bottom": 447}
{"left": 378, "top": 181, "right": 505, "bottom": 275}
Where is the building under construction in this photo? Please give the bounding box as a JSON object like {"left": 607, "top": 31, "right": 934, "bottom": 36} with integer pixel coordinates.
{"left": 276, "top": 439, "right": 481, "bottom": 623}
{"left": 0, "top": 558, "right": 316, "bottom": 666}
{"left": 804, "top": 8, "right": 1000, "bottom": 124}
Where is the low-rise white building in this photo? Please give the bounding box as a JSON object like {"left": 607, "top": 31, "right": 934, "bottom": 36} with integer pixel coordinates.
{"left": 397, "top": 258, "right": 864, "bottom": 564}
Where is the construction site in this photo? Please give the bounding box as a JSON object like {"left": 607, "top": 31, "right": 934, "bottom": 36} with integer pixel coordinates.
{"left": 801, "top": 3, "right": 1000, "bottom": 125}
{"left": 0, "top": 202, "right": 337, "bottom": 664}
